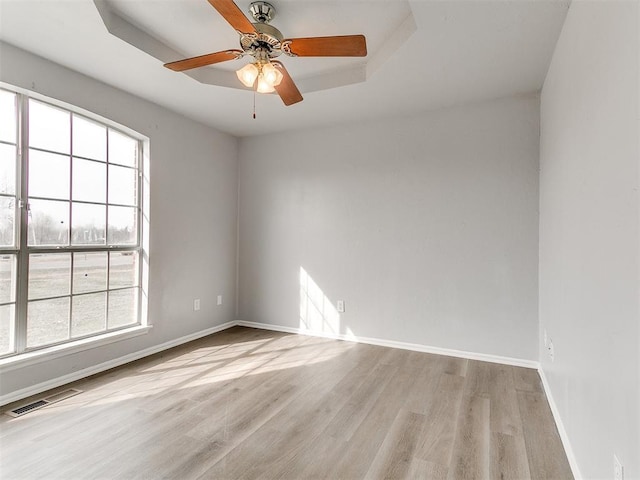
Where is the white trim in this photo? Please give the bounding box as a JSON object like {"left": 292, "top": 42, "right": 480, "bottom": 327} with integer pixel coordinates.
{"left": 235, "top": 320, "right": 540, "bottom": 369}
{"left": 0, "top": 325, "right": 153, "bottom": 373}
{"left": 0, "top": 321, "right": 235, "bottom": 407}
{"left": 0, "top": 319, "right": 542, "bottom": 408}
{"left": 538, "top": 366, "right": 583, "bottom": 479}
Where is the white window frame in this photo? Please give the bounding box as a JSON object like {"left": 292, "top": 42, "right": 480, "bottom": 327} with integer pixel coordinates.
{"left": 0, "top": 83, "right": 151, "bottom": 370}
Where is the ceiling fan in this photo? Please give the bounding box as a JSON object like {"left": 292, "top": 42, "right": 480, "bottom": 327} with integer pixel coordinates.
{"left": 164, "top": 0, "right": 367, "bottom": 106}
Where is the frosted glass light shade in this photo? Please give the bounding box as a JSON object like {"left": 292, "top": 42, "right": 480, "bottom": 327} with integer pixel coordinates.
{"left": 261, "top": 63, "right": 283, "bottom": 87}
{"left": 256, "top": 76, "right": 275, "bottom": 93}
{"left": 236, "top": 63, "right": 259, "bottom": 87}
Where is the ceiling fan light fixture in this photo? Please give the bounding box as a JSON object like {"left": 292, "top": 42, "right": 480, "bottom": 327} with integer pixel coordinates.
{"left": 237, "top": 61, "right": 283, "bottom": 92}
{"left": 236, "top": 63, "right": 259, "bottom": 87}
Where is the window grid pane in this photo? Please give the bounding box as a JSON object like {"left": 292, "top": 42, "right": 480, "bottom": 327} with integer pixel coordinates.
{"left": 72, "top": 115, "right": 106, "bottom": 162}
{"left": 108, "top": 129, "right": 138, "bottom": 168}
{"left": 72, "top": 292, "right": 107, "bottom": 338}
{"left": 108, "top": 164, "right": 138, "bottom": 207}
{"left": 71, "top": 202, "right": 106, "bottom": 246}
{"left": 0, "top": 90, "right": 17, "bottom": 144}
{"left": 109, "top": 251, "right": 139, "bottom": 289}
{"left": 73, "top": 252, "right": 108, "bottom": 294}
{"left": 27, "top": 199, "right": 70, "bottom": 246}
{"left": 0, "top": 254, "right": 17, "bottom": 304}
{"left": 28, "top": 149, "right": 71, "bottom": 200}
{"left": 72, "top": 158, "right": 106, "bottom": 203}
{"left": 27, "top": 297, "right": 71, "bottom": 348}
{"left": 0, "top": 143, "right": 17, "bottom": 196}
{"left": 28, "top": 253, "right": 71, "bottom": 301}
{"left": 108, "top": 288, "right": 138, "bottom": 329}
{"left": 0, "top": 304, "right": 16, "bottom": 355}
{"left": 28, "top": 100, "right": 70, "bottom": 154}
{"left": 0, "top": 196, "right": 16, "bottom": 248}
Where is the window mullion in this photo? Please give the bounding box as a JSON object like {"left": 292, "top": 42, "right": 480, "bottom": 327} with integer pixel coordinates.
{"left": 136, "top": 143, "right": 143, "bottom": 325}
{"left": 15, "top": 93, "right": 29, "bottom": 354}
{"left": 105, "top": 125, "right": 110, "bottom": 329}
{"left": 68, "top": 109, "right": 74, "bottom": 341}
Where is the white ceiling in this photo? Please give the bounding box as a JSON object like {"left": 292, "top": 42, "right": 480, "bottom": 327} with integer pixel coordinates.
{"left": 0, "top": 0, "right": 570, "bottom": 137}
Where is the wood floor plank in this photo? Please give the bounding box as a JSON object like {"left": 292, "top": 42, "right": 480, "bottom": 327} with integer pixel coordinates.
{"left": 198, "top": 344, "right": 369, "bottom": 479}
{"left": 517, "top": 390, "right": 574, "bottom": 479}
{"left": 414, "top": 373, "right": 466, "bottom": 466}
{"left": 95, "top": 413, "right": 210, "bottom": 479}
{"left": 464, "top": 360, "right": 492, "bottom": 398}
{"left": 447, "top": 394, "right": 491, "bottom": 480}
{"left": 321, "top": 350, "right": 429, "bottom": 479}
{"left": 490, "top": 432, "right": 532, "bottom": 480}
{"left": 489, "top": 363, "right": 523, "bottom": 437}
{"left": 0, "top": 327, "right": 574, "bottom": 480}
{"left": 440, "top": 355, "right": 469, "bottom": 377}
{"left": 364, "top": 409, "right": 426, "bottom": 480}
{"left": 512, "top": 366, "right": 543, "bottom": 393}
{"left": 408, "top": 458, "right": 449, "bottom": 480}
{"left": 403, "top": 361, "right": 439, "bottom": 415}
{"left": 322, "top": 362, "right": 398, "bottom": 441}
{"left": 258, "top": 429, "right": 348, "bottom": 480}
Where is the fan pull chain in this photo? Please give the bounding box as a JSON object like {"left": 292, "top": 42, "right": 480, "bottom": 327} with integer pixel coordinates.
{"left": 253, "top": 89, "right": 256, "bottom": 119}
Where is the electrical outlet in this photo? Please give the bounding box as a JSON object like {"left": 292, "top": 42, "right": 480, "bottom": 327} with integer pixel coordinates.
{"left": 217, "top": 295, "right": 223, "bottom": 306}
{"left": 337, "top": 300, "right": 345, "bottom": 313}
{"left": 548, "top": 340, "right": 554, "bottom": 362}
{"left": 614, "top": 454, "right": 624, "bottom": 480}
{"left": 193, "top": 299, "right": 200, "bottom": 311}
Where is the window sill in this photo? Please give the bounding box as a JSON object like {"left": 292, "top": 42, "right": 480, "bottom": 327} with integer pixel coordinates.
{"left": 0, "top": 325, "right": 153, "bottom": 373}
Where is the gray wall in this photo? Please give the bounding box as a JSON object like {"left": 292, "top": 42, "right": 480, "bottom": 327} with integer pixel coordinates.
{"left": 238, "top": 95, "right": 540, "bottom": 361}
{"left": 0, "top": 42, "right": 238, "bottom": 396}
{"left": 539, "top": 1, "right": 640, "bottom": 478}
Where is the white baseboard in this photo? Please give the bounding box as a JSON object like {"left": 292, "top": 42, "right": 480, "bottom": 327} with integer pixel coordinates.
{"left": 0, "top": 321, "right": 236, "bottom": 407}
{"left": 235, "top": 320, "right": 540, "bottom": 369}
{"left": 1, "top": 319, "right": 540, "bottom": 409}
{"left": 538, "top": 366, "right": 582, "bottom": 479}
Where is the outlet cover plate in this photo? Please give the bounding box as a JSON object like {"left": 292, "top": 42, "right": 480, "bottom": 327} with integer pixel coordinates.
{"left": 337, "top": 300, "right": 345, "bottom": 313}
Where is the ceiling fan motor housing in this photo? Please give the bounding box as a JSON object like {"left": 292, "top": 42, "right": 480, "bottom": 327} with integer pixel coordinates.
{"left": 240, "top": 22, "right": 284, "bottom": 59}
{"left": 240, "top": 3, "right": 284, "bottom": 59}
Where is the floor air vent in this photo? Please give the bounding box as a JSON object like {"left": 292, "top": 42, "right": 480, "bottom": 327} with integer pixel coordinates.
{"left": 5, "top": 389, "right": 83, "bottom": 418}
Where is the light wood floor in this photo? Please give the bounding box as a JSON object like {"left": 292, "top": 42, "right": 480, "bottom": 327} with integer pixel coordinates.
{"left": 0, "top": 327, "right": 573, "bottom": 479}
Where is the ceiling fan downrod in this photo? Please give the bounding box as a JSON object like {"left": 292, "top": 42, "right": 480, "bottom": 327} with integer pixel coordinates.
{"left": 249, "top": 1, "right": 275, "bottom": 24}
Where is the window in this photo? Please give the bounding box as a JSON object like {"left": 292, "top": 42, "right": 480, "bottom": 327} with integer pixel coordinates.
{"left": 0, "top": 86, "right": 148, "bottom": 359}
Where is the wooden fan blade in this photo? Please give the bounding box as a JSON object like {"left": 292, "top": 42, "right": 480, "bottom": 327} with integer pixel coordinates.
{"left": 283, "top": 35, "right": 367, "bottom": 57}
{"left": 207, "top": 0, "right": 256, "bottom": 34}
{"left": 272, "top": 61, "right": 303, "bottom": 106}
{"left": 164, "top": 50, "right": 243, "bottom": 72}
